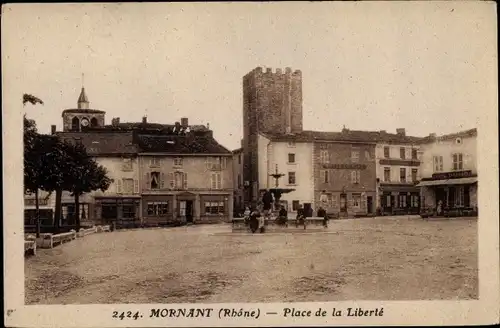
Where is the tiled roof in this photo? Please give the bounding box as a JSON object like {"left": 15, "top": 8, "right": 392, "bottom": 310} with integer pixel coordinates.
{"left": 261, "top": 129, "right": 423, "bottom": 144}
{"left": 136, "top": 134, "right": 231, "bottom": 155}
{"left": 418, "top": 128, "right": 477, "bottom": 144}
{"left": 61, "top": 108, "right": 106, "bottom": 117}
{"left": 96, "top": 123, "right": 209, "bottom": 132}
{"left": 56, "top": 131, "right": 137, "bottom": 155}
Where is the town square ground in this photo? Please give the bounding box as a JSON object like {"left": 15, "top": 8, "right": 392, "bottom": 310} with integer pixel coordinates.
{"left": 25, "top": 216, "right": 477, "bottom": 304}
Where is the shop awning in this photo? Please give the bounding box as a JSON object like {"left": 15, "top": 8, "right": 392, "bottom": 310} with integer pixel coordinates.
{"left": 445, "top": 177, "right": 478, "bottom": 185}
{"left": 416, "top": 177, "right": 478, "bottom": 187}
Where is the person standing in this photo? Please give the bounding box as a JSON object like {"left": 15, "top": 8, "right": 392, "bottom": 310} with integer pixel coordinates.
{"left": 317, "top": 206, "right": 328, "bottom": 228}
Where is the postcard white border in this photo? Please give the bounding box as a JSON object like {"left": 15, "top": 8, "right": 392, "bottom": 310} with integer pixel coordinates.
{"left": 3, "top": 1, "right": 499, "bottom": 327}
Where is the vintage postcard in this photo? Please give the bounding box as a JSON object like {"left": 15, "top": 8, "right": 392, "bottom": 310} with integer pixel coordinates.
{"left": 2, "top": 1, "right": 499, "bottom": 327}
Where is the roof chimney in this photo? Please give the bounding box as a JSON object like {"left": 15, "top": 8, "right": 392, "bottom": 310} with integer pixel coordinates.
{"left": 142, "top": 116, "right": 147, "bottom": 124}
{"left": 396, "top": 128, "right": 406, "bottom": 136}
{"left": 181, "top": 117, "right": 188, "bottom": 128}
{"left": 51, "top": 125, "right": 56, "bottom": 135}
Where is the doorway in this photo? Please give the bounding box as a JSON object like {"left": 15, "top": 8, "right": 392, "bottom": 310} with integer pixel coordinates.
{"left": 367, "top": 196, "right": 373, "bottom": 214}
{"left": 340, "top": 194, "right": 347, "bottom": 212}
{"left": 101, "top": 203, "right": 118, "bottom": 224}
{"left": 303, "top": 203, "right": 312, "bottom": 217}
{"left": 179, "top": 200, "right": 194, "bottom": 223}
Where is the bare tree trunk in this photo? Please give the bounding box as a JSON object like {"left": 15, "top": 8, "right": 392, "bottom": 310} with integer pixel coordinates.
{"left": 53, "top": 188, "right": 62, "bottom": 233}
{"left": 74, "top": 192, "right": 80, "bottom": 231}
{"left": 35, "top": 189, "right": 40, "bottom": 238}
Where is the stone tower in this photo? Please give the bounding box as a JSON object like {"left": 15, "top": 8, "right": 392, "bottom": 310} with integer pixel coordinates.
{"left": 242, "top": 67, "right": 303, "bottom": 202}
{"left": 62, "top": 86, "right": 106, "bottom": 132}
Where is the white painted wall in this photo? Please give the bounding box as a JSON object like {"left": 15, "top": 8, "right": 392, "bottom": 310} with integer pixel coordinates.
{"left": 420, "top": 135, "right": 477, "bottom": 178}
{"left": 257, "top": 133, "right": 314, "bottom": 207}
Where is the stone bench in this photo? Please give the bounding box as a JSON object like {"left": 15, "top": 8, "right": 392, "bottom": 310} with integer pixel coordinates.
{"left": 77, "top": 226, "right": 97, "bottom": 238}
{"left": 39, "top": 231, "right": 77, "bottom": 249}
{"left": 96, "top": 225, "right": 111, "bottom": 233}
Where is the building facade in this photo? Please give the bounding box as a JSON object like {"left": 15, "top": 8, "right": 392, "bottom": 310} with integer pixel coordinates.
{"left": 139, "top": 131, "right": 234, "bottom": 225}
{"left": 257, "top": 133, "right": 315, "bottom": 212}
{"left": 27, "top": 86, "right": 234, "bottom": 228}
{"left": 417, "top": 129, "right": 478, "bottom": 215}
{"left": 375, "top": 128, "right": 423, "bottom": 215}
{"left": 242, "top": 67, "right": 303, "bottom": 203}
{"left": 313, "top": 135, "right": 377, "bottom": 217}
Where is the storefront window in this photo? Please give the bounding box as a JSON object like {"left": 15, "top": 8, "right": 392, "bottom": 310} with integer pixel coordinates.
{"left": 147, "top": 201, "right": 168, "bottom": 216}
{"left": 122, "top": 204, "right": 136, "bottom": 218}
{"left": 204, "top": 201, "right": 225, "bottom": 215}
{"left": 352, "top": 194, "right": 361, "bottom": 208}
{"left": 398, "top": 195, "right": 407, "bottom": 208}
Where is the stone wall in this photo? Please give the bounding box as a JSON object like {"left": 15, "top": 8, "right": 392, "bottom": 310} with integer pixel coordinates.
{"left": 242, "top": 67, "right": 303, "bottom": 203}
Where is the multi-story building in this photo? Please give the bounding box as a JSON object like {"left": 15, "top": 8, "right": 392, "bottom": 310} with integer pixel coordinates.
{"left": 255, "top": 129, "right": 377, "bottom": 217}
{"left": 417, "top": 129, "right": 478, "bottom": 214}
{"left": 136, "top": 120, "right": 233, "bottom": 225}
{"left": 30, "top": 86, "right": 233, "bottom": 228}
{"left": 375, "top": 128, "right": 423, "bottom": 215}
{"left": 242, "top": 67, "right": 303, "bottom": 203}
{"left": 232, "top": 145, "right": 245, "bottom": 214}
{"left": 256, "top": 132, "right": 315, "bottom": 212}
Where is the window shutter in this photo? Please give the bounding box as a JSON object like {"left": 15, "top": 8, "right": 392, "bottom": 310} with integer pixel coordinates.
{"left": 357, "top": 171, "right": 361, "bottom": 183}
{"left": 117, "top": 179, "right": 123, "bottom": 194}
{"left": 134, "top": 179, "right": 139, "bottom": 193}
{"left": 144, "top": 173, "right": 150, "bottom": 190}
{"left": 169, "top": 172, "right": 175, "bottom": 189}
{"left": 205, "top": 157, "right": 210, "bottom": 170}
{"left": 210, "top": 173, "right": 216, "bottom": 189}
{"left": 183, "top": 173, "right": 188, "bottom": 189}
{"left": 217, "top": 173, "right": 222, "bottom": 189}
{"left": 351, "top": 171, "right": 356, "bottom": 183}
{"left": 160, "top": 173, "right": 166, "bottom": 189}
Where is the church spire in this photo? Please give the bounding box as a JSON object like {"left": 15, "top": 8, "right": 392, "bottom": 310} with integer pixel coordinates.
{"left": 77, "top": 73, "right": 90, "bottom": 109}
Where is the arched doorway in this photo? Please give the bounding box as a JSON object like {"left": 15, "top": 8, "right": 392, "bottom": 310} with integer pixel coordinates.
{"left": 90, "top": 117, "right": 98, "bottom": 127}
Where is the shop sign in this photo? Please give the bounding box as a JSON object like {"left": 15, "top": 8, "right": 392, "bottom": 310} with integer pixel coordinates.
{"left": 432, "top": 170, "right": 473, "bottom": 180}
{"left": 322, "top": 163, "right": 367, "bottom": 170}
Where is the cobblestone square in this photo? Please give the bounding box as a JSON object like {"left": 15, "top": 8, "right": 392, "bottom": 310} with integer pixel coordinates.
{"left": 25, "top": 217, "right": 478, "bottom": 304}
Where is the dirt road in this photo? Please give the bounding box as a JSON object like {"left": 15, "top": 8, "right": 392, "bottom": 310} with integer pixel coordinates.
{"left": 25, "top": 216, "right": 478, "bottom": 304}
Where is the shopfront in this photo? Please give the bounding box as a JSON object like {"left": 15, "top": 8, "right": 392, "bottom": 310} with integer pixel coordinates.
{"left": 316, "top": 190, "right": 377, "bottom": 218}
{"left": 417, "top": 170, "right": 478, "bottom": 216}
{"left": 199, "top": 193, "right": 232, "bottom": 223}
{"left": 95, "top": 196, "right": 141, "bottom": 227}
{"left": 379, "top": 185, "right": 420, "bottom": 215}
{"left": 141, "top": 194, "right": 175, "bottom": 226}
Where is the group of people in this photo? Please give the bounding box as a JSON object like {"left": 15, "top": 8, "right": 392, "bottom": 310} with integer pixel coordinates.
{"left": 240, "top": 189, "right": 330, "bottom": 233}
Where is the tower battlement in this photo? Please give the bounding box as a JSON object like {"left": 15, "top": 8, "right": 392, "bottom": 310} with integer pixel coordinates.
{"left": 251, "top": 66, "right": 302, "bottom": 77}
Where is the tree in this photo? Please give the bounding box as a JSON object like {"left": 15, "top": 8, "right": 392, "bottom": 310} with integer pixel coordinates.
{"left": 62, "top": 141, "right": 112, "bottom": 230}
{"left": 23, "top": 94, "right": 44, "bottom": 237}
{"left": 23, "top": 94, "right": 44, "bottom": 106}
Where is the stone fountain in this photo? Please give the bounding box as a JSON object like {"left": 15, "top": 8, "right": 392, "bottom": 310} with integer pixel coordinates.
{"left": 265, "top": 164, "right": 295, "bottom": 211}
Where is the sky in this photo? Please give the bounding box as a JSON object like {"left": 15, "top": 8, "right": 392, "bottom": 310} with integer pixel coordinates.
{"left": 2, "top": 2, "right": 497, "bottom": 151}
